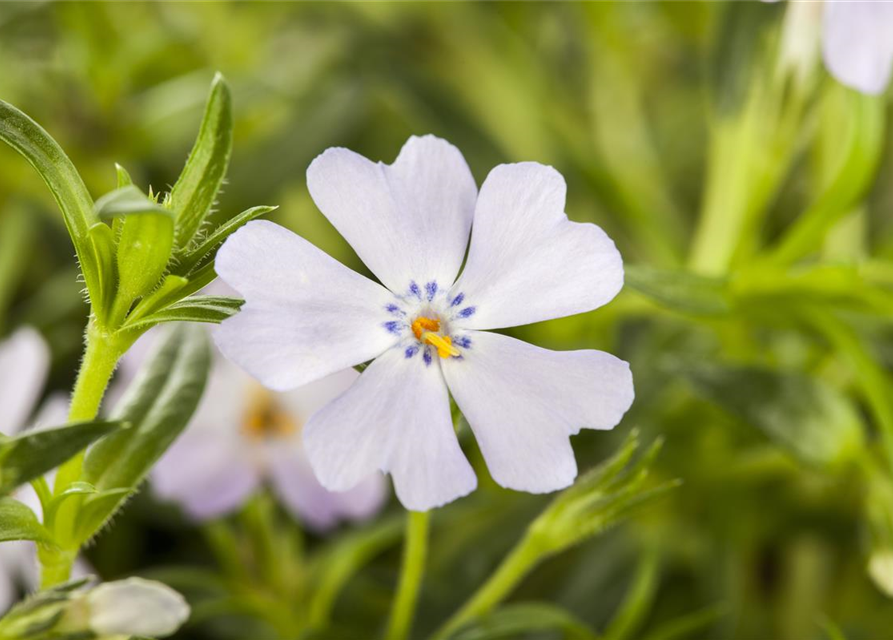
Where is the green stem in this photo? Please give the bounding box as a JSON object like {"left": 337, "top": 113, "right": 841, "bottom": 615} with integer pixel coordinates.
{"left": 385, "top": 510, "right": 430, "bottom": 640}
{"left": 41, "top": 320, "right": 124, "bottom": 586}
{"left": 432, "top": 533, "right": 544, "bottom": 640}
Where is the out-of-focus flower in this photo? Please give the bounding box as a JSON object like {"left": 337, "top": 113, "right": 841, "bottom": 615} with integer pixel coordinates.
{"left": 764, "top": 0, "right": 893, "bottom": 95}
{"left": 0, "top": 328, "right": 49, "bottom": 613}
{"left": 141, "top": 326, "right": 387, "bottom": 531}
{"left": 81, "top": 577, "right": 189, "bottom": 638}
{"left": 214, "top": 135, "right": 634, "bottom": 511}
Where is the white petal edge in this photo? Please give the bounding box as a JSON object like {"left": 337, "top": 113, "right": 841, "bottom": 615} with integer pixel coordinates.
{"left": 451, "top": 162, "right": 624, "bottom": 331}
{"left": 306, "top": 135, "right": 477, "bottom": 293}
{"left": 0, "top": 328, "right": 50, "bottom": 435}
{"left": 214, "top": 220, "right": 399, "bottom": 391}
{"left": 823, "top": 2, "right": 893, "bottom": 95}
{"left": 303, "top": 344, "right": 477, "bottom": 511}
{"left": 442, "top": 331, "right": 634, "bottom": 493}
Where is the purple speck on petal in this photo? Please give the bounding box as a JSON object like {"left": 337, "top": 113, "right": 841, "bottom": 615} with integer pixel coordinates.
{"left": 383, "top": 321, "right": 402, "bottom": 334}
{"left": 451, "top": 293, "right": 465, "bottom": 307}
{"left": 425, "top": 281, "right": 438, "bottom": 301}
{"left": 423, "top": 348, "right": 433, "bottom": 366}
{"left": 409, "top": 282, "right": 421, "bottom": 298}
{"left": 458, "top": 306, "right": 476, "bottom": 318}
{"left": 386, "top": 304, "right": 405, "bottom": 316}
{"left": 454, "top": 336, "right": 472, "bottom": 349}
{"left": 405, "top": 345, "right": 419, "bottom": 358}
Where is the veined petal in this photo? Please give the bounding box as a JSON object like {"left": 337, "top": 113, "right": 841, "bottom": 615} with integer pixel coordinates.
{"left": 214, "top": 221, "right": 399, "bottom": 390}
{"left": 452, "top": 163, "right": 623, "bottom": 331}
{"left": 304, "top": 345, "right": 477, "bottom": 511}
{"left": 442, "top": 331, "right": 633, "bottom": 493}
{"left": 266, "top": 441, "right": 387, "bottom": 532}
{"left": 306, "top": 135, "right": 477, "bottom": 293}
{"left": 0, "top": 328, "right": 49, "bottom": 435}
{"left": 823, "top": 2, "right": 893, "bottom": 95}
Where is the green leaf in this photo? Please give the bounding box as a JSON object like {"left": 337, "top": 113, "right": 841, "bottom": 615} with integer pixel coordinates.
{"left": 625, "top": 265, "right": 731, "bottom": 316}
{"left": 176, "top": 205, "right": 277, "bottom": 276}
{"left": 78, "top": 324, "right": 211, "bottom": 542}
{"left": 87, "top": 222, "right": 117, "bottom": 323}
{"left": 769, "top": 86, "right": 886, "bottom": 265}
{"left": 681, "top": 364, "right": 865, "bottom": 468}
{"left": 96, "top": 185, "right": 175, "bottom": 322}
{"left": 0, "top": 98, "right": 102, "bottom": 305}
{"left": 126, "top": 274, "right": 190, "bottom": 324}
{"left": 115, "top": 163, "right": 134, "bottom": 188}
{"left": 447, "top": 602, "right": 599, "bottom": 640}
{"left": 0, "top": 420, "right": 125, "bottom": 496}
{"left": 170, "top": 72, "right": 234, "bottom": 249}
{"left": 122, "top": 295, "right": 243, "bottom": 331}
{"left": 0, "top": 497, "right": 51, "bottom": 542}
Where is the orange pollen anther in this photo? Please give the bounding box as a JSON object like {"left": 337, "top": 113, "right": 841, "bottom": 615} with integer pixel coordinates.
{"left": 411, "top": 316, "right": 440, "bottom": 340}
{"left": 242, "top": 385, "right": 299, "bottom": 440}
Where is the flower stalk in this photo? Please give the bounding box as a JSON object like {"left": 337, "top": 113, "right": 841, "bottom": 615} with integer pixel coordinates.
{"left": 386, "top": 509, "right": 431, "bottom": 640}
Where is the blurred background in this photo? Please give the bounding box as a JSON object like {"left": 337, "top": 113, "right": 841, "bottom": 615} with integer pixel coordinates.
{"left": 1, "top": 2, "right": 893, "bottom": 639}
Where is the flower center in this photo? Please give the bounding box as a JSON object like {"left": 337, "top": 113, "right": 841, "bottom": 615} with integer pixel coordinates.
{"left": 411, "top": 315, "right": 460, "bottom": 359}
{"left": 242, "top": 385, "right": 298, "bottom": 440}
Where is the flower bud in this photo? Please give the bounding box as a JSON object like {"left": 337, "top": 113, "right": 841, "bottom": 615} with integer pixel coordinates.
{"left": 85, "top": 577, "right": 189, "bottom": 638}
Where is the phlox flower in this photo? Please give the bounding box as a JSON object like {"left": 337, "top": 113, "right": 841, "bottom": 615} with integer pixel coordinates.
{"left": 798, "top": 1, "right": 893, "bottom": 95}
{"left": 144, "top": 327, "right": 387, "bottom": 531}
{"left": 214, "top": 135, "right": 634, "bottom": 511}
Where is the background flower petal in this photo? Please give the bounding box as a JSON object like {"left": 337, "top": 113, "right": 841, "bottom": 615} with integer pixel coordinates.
{"left": 443, "top": 331, "right": 634, "bottom": 493}
{"left": 823, "top": 1, "right": 893, "bottom": 95}
{"left": 451, "top": 163, "right": 623, "bottom": 331}
{"left": 304, "top": 345, "right": 476, "bottom": 511}
{"left": 306, "top": 135, "right": 477, "bottom": 293}
{"left": 214, "top": 221, "right": 398, "bottom": 390}
{"left": 0, "top": 328, "right": 50, "bottom": 435}
{"left": 267, "top": 440, "right": 387, "bottom": 532}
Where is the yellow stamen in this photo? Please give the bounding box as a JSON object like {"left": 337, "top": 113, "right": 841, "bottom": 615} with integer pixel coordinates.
{"left": 411, "top": 316, "right": 440, "bottom": 340}
{"left": 421, "top": 331, "right": 460, "bottom": 358}
{"left": 242, "top": 385, "right": 299, "bottom": 440}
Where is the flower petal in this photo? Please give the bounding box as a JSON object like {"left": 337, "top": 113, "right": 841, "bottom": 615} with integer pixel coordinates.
{"left": 304, "top": 345, "right": 477, "bottom": 511}
{"left": 152, "top": 426, "right": 260, "bottom": 521}
{"left": 306, "top": 135, "right": 477, "bottom": 293}
{"left": 823, "top": 1, "right": 893, "bottom": 95}
{"left": 267, "top": 440, "right": 387, "bottom": 532}
{"left": 0, "top": 328, "right": 49, "bottom": 435}
{"left": 451, "top": 163, "right": 623, "bottom": 331}
{"left": 442, "top": 331, "right": 634, "bottom": 493}
{"left": 214, "top": 220, "right": 399, "bottom": 391}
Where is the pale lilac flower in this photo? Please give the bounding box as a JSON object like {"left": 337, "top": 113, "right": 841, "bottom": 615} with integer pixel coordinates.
{"left": 764, "top": 0, "right": 893, "bottom": 95}
{"left": 214, "top": 135, "right": 634, "bottom": 511}
{"left": 150, "top": 339, "right": 387, "bottom": 531}
{"left": 0, "top": 328, "right": 49, "bottom": 613}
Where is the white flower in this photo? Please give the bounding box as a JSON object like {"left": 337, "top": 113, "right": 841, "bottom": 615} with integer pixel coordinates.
{"left": 0, "top": 328, "right": 49, "bottom": 613}
{"left": 84, "top": 577, "right": 189, "bottom": 638}
{"left": 214, "top": 135, "right": 634, "bottom": 511}
{"left": 822, "top": 1, "right": 893, "bottom": 95}
{"left": 147, "top": 327, "right": 387, "bottom": 531}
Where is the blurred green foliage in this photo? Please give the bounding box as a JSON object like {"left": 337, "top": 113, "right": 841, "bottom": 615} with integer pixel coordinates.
{"left": 1, "top": 2, "right": 893, "bottom": 639}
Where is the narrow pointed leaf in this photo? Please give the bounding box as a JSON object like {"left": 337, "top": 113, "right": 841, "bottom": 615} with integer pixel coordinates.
{"left": 78, "top": 324, "right": 210, "bottom": 542}
{"left": 169, "top": 73, "right": 233, "bottom": 248}
{"left": 122, "top": 295, "right": 243, "bottom": 331}
{"left": 176, "top": 205, "right": 277, "bottom": 275}
{"left": 0, "top": 420, "right": 125, "bottom": 496}
{"left": 0, "top": 498, "right": 51, "bottom": 542}
{"left": 0, "top": 98, "right": 101, "bottom": 303}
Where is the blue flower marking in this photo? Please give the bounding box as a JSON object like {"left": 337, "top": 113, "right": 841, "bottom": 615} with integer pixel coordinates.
{"left": 450, "top": 293, "right": 465, "bottom": 307}
{"left": 383, "top": 321, "right": 402, "bottom": 334}
{"left": 425, "top": 281, "right": 438, "bottom": 301}
{"left": 409, "top": 281, "right": 422, "bottom": 299}
{"left": 458, "top": 306, "right": 476, "bottom": 319}
{"left": 423, "top": 348, "right": 433, "bottom": 366}
{"left": 405, "top": 345, "right": 419, "bottom": 359}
